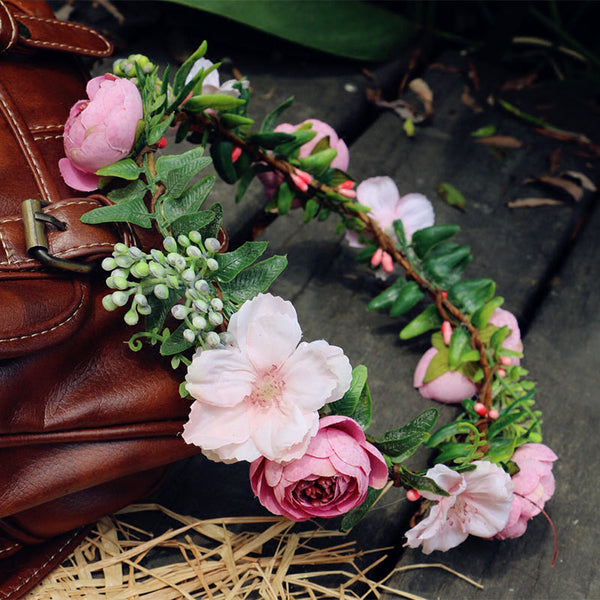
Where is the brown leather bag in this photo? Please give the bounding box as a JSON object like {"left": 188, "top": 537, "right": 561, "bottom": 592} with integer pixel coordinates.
{"left": 0, "top": 2, "right": 200, "bottom": 597}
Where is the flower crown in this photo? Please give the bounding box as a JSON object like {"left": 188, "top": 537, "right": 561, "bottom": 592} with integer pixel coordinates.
{"left": 59, "top": 46, "right": 557, "bottom": 555}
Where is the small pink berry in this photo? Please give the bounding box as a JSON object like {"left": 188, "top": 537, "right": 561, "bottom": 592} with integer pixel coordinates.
{"left": 381, "top": 251, "right": 394, "bottom": 273}
{"left": 497, "top": 368, "right": 506, "bottom": 378}
{"left": 441, "top": 290, "right": 448, "bottom": 299}
{"left": 157, "top": 136, "right": 167, "bottom": 149}
{"left": 406, "top": 489, "right": 421, "bottom": 502}
{"left": 231, "top": 146, "right": 242, "bottom": 162}
{"left": 295, "top": 168, "right": 313, "bottom": 185}
{"left": 338, "top": 188, "right": 357, "bottom": 199}
{"left": 371, "top": 248, "right": 383, "bottom": 267}
{"left": 290, "top": 173, "right": 309, "bottom": 192}
{"left": 487, "top": 408, "right": 499, "bottom": 420}
{"left": 474, "top": 402, "right": 487, "bottom": 416}
{"left": 500, "top": 356, "right": 512, "bottom": 366}
{"left": 339, "top": 179, "right": 355, "bottom": 189}
{"left": 441, "top": 320, "right": 452, "bottom": 346}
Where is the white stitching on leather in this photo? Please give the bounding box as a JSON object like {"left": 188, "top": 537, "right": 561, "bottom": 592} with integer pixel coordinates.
{"left": 0, "top": 224, "right": 11, "bottom": 264}
{"left": 0, "top": 281, "right": 86, "bottom": 343}
{"left": 17, "top": 15, "right": 111, "bottom": 54}
{"left": 0, "top": 528, "right": 83, "bottom": 599}
{"left": 0, "top": 92, "right": 52, "bottom": 203}
{"left": 0, "top": 543, "right": 19, "bottom": 556}
{"left": 32, "top": 134, "right": 63, "bottom": 141}
{"left": 0, "top": 2, "right": 19, "bottom": 50}
{"left": 30, "top": 125, "right": 64, "bottom": 132}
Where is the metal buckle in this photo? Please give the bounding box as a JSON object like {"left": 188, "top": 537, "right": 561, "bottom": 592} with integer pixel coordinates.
{"left": 21, "top": 198, "right": 94, "bottom": 274}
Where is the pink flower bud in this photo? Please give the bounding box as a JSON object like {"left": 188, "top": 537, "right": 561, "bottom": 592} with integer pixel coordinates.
{"left": 294, "top": 168, "right": 313, "bottom": 185}
{"left": 500, "top": 356, "right": 512, "bottom": 366}
{"left": 59, "top": 74, "right": 143, "bottom": 192}
{"left": 339, "top": 179, "right": 355, "bottom": 190}
{"left": 487, "top": 408, "right": 499, "bottom": 420}
{"left": 290, "top": 173, "right": 309, "bottom": 192}
{"left": 371, "top": 248, "right": 383, "bottom": 267}
{"left": 381, "top": 251, "right": 394, "bottom": 273}
{"left": 441, "top": 290, "right": 448, "bottom": 299}
{"left": 497, "top": 368, "right": 506, "bottom": 378}
{"left": 231, "top": 146, "right": 242, "bottom": 163}
{"left": 474, "top": 402, "right": 487, "bottom": 416}
{"left": 338, "top": 188, "right": 357, "bottom": 199}
{"left": 157, "top": 136, "right": 167, "bottom": 149}
{"left": 406, "top": 489, "right": 421, "bottom": 502}
{"left": 441, "top": 321, "right": 452, "bottom": 346}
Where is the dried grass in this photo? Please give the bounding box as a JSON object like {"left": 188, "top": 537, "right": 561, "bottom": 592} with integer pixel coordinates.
{"left": 27, "top": 503, "right": 482, "bottom": 600}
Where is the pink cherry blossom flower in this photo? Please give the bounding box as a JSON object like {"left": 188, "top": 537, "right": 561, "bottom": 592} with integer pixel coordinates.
{"left": 345, "top": 176, "right": 435, "bottom": 248}
{"left": 59, "top": 74, "right": 143, "bottom": 192}
{"left": 250, "top": 415, "right": 388, "bottom": 521}
{"left": 404, "top": 461, "right": 514, "bottom": 553}
{"left": 258, "top": 119, "right": 349, "bottom": 200}
{"left": 186, "top": 58, "right": 249, "bottom": 97}
{"left": 495, "top": 443, "right": 557, "bottom": 539}
{"left": 182, "top": 294, "right": 352, "bottom": 464}
{"left": 413, "top": 308, "right": 523, "bottom": 403}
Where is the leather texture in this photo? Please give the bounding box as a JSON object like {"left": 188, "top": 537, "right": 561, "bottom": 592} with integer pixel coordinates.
{"left": 0, "top": 1, "right": 201, "bottom": 597}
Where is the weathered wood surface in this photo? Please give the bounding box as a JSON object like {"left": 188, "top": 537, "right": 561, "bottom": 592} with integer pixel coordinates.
{"left": 79, "top": 3, "right": 600, "bottom": 597}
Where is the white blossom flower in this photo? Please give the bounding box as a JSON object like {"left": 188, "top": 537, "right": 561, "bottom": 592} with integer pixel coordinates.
{"left": 186, "top": 58, "right": 248, "bottom": 97}
{"left": 182, "top": 294, "right": 352, "bottom": 464}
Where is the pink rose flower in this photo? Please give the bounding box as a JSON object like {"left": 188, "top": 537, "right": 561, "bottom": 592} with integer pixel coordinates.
{"left": 405, "top": 461, "right": 514, "bottom": 553}
{"left": 182, "top": 294, "right": 352, "bottom": 464}
{"left": 258, "top": 119, "right": 349, "bottom": 200}
{"left": 413, "top": 308, "right": 523, "bottom": 404}
{"left": 495, "top": 443, "right": 557, "bottom": 539}
{"left": 250, "top": 415, "right": 388, "bottom": 521}
{"left": 59, "top": 74, "right": 143, "bottom": 192}
{"left": 345, "top": 176, "right": 435, "bottom": 248}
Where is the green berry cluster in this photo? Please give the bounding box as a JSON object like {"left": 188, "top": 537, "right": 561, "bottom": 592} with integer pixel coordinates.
{"left": 101, "top": 232, "right": 231, "bottom": 351}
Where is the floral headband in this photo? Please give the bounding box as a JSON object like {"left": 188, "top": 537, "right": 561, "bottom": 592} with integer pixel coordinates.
{"left": 58, "top": 46, "right": 557, "bottom": 555}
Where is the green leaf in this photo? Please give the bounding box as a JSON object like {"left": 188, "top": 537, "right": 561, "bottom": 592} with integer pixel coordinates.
{"left": 490, "top": 325, "right": 509, "bottom": 351}
{"left": 395, "top": 466, "right": 449, "bottom": 496}
{"left": 433, "top": 442, "right": 477, "bottom": 465}
{"left": 167, "top": 1, "right": 414, "bottom": 62}
{"left": 173, "top": 41, "right": 207, "bottom": 94}
{"left": 210, "top": 140, "right": 238, "bottom": 184}
{"left": 274, "top": 130, "right": 317, "bottom": 156}
{"left": 106, "top": 179, "right": 148, "bottom": 204}
{"left": 147, "top": 113, "right": 175, "bottom": 146}
{"left": 215, "top": 241, "right": 268, "bottom": 282}
{"left": 276, "top": 182, "right": 294, "bottom": 215}
{"left": 96, "top": 158, "right": 142, "bottom": 180}
{"left": 426, "top": 421, "right": 472, "bottom": 448}
{"left": 376, "top": 408, "right": 438, "bottom": 461}
{"left": 329, "top": 365, "right": 368, "bottom": 418}
{"left": 303, "top": 199, "right": 320, "bottom": 223}
{"left": 448, "top": 326, "right": 470, "bottom": 370}
{"left": 161, "top": 175, "right": 215, "bottom": 225}
{"left": 184, "top": 93, "right": 246, "bottom": 113}
{"left": 203, "top": 203, "right": 224, "bottom": 239}
{"left": 156, "top": 147, "right": 212, "bottom": 196}
{"left": 389, "top": 281, "right": 425, "bottom": 317}
{"left": 471, "top": 124, "right": 497, "bottom": 138}
{"left": 437, "top": 182, "right": 467, "bottom": 210}
{"left": 260, "top": 96, "right": 294, "bottom": 132}
{"left": 219, "top": 255, "right": 287, "bottom": 302}
{"left": 449, "top": 278, "right": 496, "bottom": 314}
{"left": 366, "top": 279, "right": 406, "bottom": 311}
{"left": 219, "top": 113, "right": 255, "bottom": 129}
{"left": 249, "top": 131, "right": 296, "bottom": 149}
{"left": 235, "top": 166, "right": 257, "bottom": 204}
{"left": 298, "top": 148, "right": 338, "bottom": 176}
{"left": 422, "top": 244, "right": 472, "bottom": 287}
{"left": 487, "top": 410, "right": 525, "bottom": 439}
{"left": 423, "top": 337, "right": 480, "bottom": 385}
{"left": 170, "top": 210, "right": 215, "bottom": 239}
{"left": 175, "top": 118, "right": 191, "bottom": 143}
{"left": 340, "top": 487, "right": 384, "bottom": 532}
{"left": 80, "top": 195, "right": 152, "bottom": 228}
{"left": 411, "top": 225, "right": 461, "bottom": 259}
{"left": 471, "top": 296, "right": 504, "bottom": 328}
{"left": 399, "top": 305, "right": 442, "bottom": 340}
{"left": 160, "top": 322, "right": 195, "bottom": 356}
{"left": 392, "top": 219, "right": 408, "bottom": 250}
{"left": 351, "top": 378, "right": 372, "bottom": 430}
{"left": 485, "top": 437, "right": 517, "bottom": 464}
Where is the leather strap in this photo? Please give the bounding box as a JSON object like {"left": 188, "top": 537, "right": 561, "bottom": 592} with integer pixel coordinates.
{"left": 0, "top": 0, "right": 112, "bottom": 57}
{"left": 0, "top": 196, "right": 121, "bottom": 272}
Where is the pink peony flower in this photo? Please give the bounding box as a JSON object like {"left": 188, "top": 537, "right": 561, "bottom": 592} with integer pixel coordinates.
{"left": 182, "top": 294, "right": 352, "bottom": 464}
{"left": 250, "top": 415, "right": 388, "bottom": 521}
{"left": 345, "top": 176, "right": 435, "bottom": 248}
{"left": 186, "top": 58, "right": 249, "bottom": 97}
{"left": 258, "top": 119, "right": 349, "bottom": 200}
{"left": 405, "top": 461, "right": 514, "bottom": 553}
{"left": 413, "top": 308, "right": 523, "bottom": 404}
{"left": 59, "top": 74, "right": 143, "bottom": 192}
{"left": 495, "top": 443, "right": 557, "bottom": 539}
